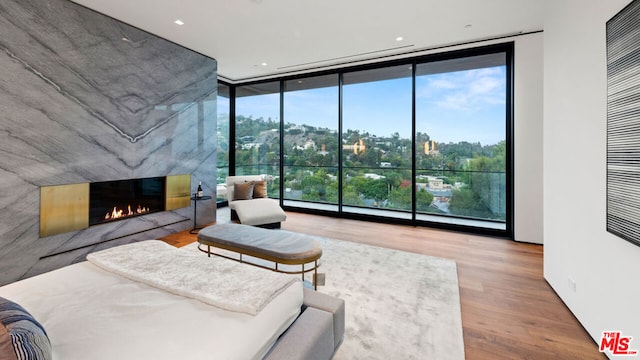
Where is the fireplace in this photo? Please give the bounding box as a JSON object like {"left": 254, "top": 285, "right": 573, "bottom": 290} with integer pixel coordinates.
{"left": 40, "top": 174, "right": 191, "bottom": 237}
{"left": 89, "top": 177, "right": 166, "bottom": 226}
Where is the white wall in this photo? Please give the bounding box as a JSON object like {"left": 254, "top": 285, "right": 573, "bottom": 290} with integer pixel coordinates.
{"left": 514, "top": 33, "right": 544, "bottom": 244}
{"left": 543, "top": 0, "right": 640, "bottom": 354}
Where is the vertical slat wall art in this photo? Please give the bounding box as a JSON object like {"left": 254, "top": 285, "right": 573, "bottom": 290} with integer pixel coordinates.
{"left": 607, "top": 0, "right": 640, "bottom": 247}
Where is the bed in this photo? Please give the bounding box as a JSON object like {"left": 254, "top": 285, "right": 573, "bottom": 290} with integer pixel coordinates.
{"left": 0, "top": 240, "right": 344, "bottom": 360}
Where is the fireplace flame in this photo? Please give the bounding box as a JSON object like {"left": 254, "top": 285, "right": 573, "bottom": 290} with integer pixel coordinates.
{"left": 104, "top": 205, "right": 150, "bottom": 221}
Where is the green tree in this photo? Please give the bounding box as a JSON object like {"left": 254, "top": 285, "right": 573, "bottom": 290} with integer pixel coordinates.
{"left": 416, "top": 189, "right": 435, "bottom": 212}
{"left": 449, "top": 186, "right": 492, "bottom": 218}
{"left": 301, "top": 170, "right": 328, "bottom": 201}
{"left": 361, "top": 179, "right": 388, "bottom": 202}
{"left": 388, "top": 186, "right": 411, "bottom": 210}
{"left": 388, "top": 187, "right": 434, "bottom": 212}
{"left": 342, "top": 184, "right": 364, "bottom": 206}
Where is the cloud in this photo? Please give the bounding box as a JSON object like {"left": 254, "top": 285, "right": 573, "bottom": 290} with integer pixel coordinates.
{"left": 429, "top": 78, "right": 458, "bottom": 90}
{"left": 418, "top": 66, "right": 506, "bottom": 111}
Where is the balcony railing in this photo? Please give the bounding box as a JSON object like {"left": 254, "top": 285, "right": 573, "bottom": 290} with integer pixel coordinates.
{"left": 234, "top": 163, "right": 506, "bottom": 224}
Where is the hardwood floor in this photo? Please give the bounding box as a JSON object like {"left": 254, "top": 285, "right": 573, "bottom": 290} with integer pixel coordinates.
{"left": 160, "top": 209, "right": 605, "bottom": 360}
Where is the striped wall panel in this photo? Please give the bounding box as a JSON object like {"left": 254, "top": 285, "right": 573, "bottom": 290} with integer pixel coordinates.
{"left": 607, "top": 0, "right": 640, "bottom": 247}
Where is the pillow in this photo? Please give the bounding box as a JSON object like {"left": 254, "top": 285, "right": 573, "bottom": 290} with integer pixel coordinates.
{"left": 233, "top": 181, "right": 255, "bottom": 200}
{"left": 252, "top": 180, "right": 268, "bottom": 198}
{"left": 1, "top": 324, "right": 14, "bottom": 360}
{"left": 0, "top": 297, "right": 52, "bottom": 360}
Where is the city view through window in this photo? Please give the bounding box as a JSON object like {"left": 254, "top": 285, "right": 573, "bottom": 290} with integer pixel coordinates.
{"left": 219, "top": 48, "right": 511, "bottom": 230}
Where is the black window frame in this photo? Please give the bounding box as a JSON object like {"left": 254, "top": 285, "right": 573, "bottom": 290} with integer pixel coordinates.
{"left": 223, "top": 42, "right": 514, "bottom": 238}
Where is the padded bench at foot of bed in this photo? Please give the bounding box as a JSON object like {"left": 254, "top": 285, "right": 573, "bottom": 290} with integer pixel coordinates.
{"left": 197, "top": 223, "right": 323, "bottom": 289}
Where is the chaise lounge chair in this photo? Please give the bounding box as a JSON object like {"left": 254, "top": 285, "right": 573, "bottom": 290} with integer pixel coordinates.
{"left": 226, "top": 175, "right": 287, "bottom": 228}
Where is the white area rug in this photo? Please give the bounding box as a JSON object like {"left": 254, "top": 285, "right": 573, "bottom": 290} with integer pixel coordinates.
{"left": 184, "top": 233, "right": 465, "bottom": 359}
{"left": 318, "top": 236, "right": 464, "bottom": 360}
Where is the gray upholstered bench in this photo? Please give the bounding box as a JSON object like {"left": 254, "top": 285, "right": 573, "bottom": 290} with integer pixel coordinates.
{"left": 197, "top": 223, "right": 322, "bottom": 289}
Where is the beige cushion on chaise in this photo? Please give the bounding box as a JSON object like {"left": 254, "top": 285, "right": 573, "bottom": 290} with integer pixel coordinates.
{"left": 233, "top": 198, "right": 287, "bottom": 228}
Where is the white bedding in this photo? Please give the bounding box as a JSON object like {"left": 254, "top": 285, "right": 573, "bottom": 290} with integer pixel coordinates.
{"left": 87, "top": 240, "right": 298, "bottom": 315}
{"left": 0, "top": 253, "right": 303, "bottom": 360}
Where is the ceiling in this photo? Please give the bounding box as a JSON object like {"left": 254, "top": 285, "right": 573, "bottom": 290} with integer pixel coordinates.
{"left": 70, "top": 0, "right": 544, "bottom": 84}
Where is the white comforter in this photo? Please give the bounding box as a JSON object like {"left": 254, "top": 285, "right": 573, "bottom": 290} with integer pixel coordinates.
{"left": 0, "top": 243, "right": 303, "bottom": 360}
{"left": 87, "top": 240, "right": 298, "bottom": 315}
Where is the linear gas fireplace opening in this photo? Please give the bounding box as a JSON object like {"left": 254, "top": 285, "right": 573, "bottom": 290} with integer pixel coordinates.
{"left": 39, "top": 174, "right": 190, "bottom": 237}
{"left": 89, "top": 177, "right": 166, "bottom": 226}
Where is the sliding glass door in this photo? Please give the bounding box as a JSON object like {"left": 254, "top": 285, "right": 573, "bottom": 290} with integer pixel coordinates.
{"left": 415, "top": 53, "right": 507, "bottom": 228}
{"left": 283, "top": 75, "right": 339, "bottom": 210}
{"left": 342, "top": 65, "right": 413, "bottom": 219}
{"left": 235, "top": 82, "right": 281, "bottom": 198}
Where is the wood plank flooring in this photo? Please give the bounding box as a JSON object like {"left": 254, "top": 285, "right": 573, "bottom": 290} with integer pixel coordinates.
{"left": 159, "top": 209, "right": 605, "bottom": 360}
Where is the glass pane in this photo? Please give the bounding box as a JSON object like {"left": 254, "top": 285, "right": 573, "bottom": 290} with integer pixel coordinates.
{"left": 216, "top": 83, "right": 230, "bottom": 202}
{"left": 415, "top": 53, "right": 507, "bottom": 222}
{"left": 283, "top": 75, "right": 339, "bottom": 208}
{"left": 342, "top": 65, "right": 412, "bottom": 216}
{"left": 235, "top": 82, "right": 281, "bottom": 198}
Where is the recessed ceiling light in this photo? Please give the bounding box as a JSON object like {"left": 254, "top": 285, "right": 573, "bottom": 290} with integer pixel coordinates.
{"left": 396, "top": 36, "right": 404, "bottom": 41}
{"left": 261, "top": 62, "right": 268, "bottom": 66}
{"left": 174, "top": 19, "right": 184, "bottom": 26}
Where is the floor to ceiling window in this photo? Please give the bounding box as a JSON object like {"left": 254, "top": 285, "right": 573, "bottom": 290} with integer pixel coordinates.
{"left": 225, "top": 43, "right": 512, "bottom": 235}
{"left": 235, "top": 82, "right": 281, "bottom": 198}
{"left": 216, "top": 83, "right": 230, "bottom": 203}
{"left": 415, "top": 53, "right": 507, "bottom": 229}
{"left": 283, "top": 75, "right": 339, "bottom": 211}
{"left": 342, "top": 65, "right": 413, "bottom": 219}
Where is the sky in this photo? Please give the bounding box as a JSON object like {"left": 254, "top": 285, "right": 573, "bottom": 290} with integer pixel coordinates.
{"left": 228, "top": 66, "right": 506, "bottom": 146}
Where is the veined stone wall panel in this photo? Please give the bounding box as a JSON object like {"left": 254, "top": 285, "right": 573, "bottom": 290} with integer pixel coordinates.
{"left": 0, "top": 0, "right": 217, "bottom": 285}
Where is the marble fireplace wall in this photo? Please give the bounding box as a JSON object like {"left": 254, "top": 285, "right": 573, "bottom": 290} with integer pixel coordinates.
{"left": 0, "top": 0, "right": 217, "bottom": 285}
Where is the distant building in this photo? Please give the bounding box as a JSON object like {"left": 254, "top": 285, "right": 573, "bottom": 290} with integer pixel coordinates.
{"left": 293, "top": 139, "right": 316, "bottom": 151}
{"left": 428, "top": 177, "right": 444, "bottom": 189}
{"left": 379, "top": 162, "right": 392, "bottom": 168}
{"left": 417, "top": 176, "right": 452, "bottom": 199}
{"left": 241, "top": 142, "right": 262, "bottom": 150}
{"left": 364, "top": 173, "right": 385, "bottom": 180}
{"left": 286, "top": 125, "right": 305, "bottom": 134}
{"left": 318, "top": 143, "right": 329, "bottom": 155}
{"left": 343, "top": 139, "right": 366, "bottom": 154}
{"left": 424, "top": 140, "right": 438, "bottom": 155}
{"left": 416, "top": 175, "right": 445, "bottom": 189}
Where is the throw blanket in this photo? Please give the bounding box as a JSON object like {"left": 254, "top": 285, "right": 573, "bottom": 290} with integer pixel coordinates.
{"left": 87, "top": 240, "right": 298, "bottom": 316}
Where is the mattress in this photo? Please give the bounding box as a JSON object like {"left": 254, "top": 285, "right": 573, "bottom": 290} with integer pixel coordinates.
{"left": 0, "top": 260, "right": 303, "bottom": 360}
